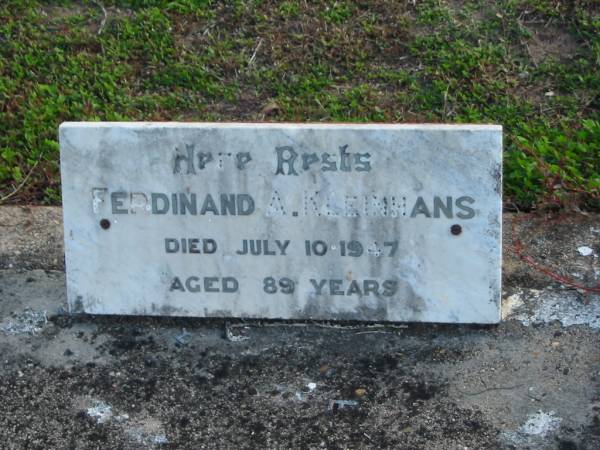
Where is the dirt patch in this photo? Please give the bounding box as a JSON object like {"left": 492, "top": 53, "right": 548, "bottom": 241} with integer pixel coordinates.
{"left": 0, "top": 206, "right": 64, "bottom": 271}
{"left": 502, "top": 213, "right": 600, "bottom": 292}
{"left": 38, "top": 3, "right": 134, "bottom": 35}
{"left": 526, "top": 24, "right": 580, "bottom": 65}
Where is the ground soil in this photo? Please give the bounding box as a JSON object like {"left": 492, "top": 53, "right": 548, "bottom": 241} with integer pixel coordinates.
{"left": 0, "top": 207, "right": 599, "bottom": 449}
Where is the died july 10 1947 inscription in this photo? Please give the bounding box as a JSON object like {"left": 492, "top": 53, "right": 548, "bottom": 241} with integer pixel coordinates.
{"left": 60, "top": 123, "right": 502, "bottom": 323}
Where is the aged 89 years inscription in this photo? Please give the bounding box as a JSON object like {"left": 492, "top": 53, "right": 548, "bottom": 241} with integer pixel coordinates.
{"left": 60, "top": 123, "right": 502, "bottom": 323}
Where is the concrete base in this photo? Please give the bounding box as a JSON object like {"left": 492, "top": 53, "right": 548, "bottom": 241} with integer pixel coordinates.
{"left": 0, "top": 207, "right": 598, "bottom": 448}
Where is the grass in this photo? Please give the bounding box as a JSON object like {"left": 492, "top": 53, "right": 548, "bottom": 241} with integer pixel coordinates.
{"left": 0, "top": 0, "right": 598, "bottom": 209}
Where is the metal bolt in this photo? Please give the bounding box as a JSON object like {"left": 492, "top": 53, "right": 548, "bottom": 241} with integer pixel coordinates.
{"left": 450, "top": 224, "right": 462, "bottom": 235}
{"left": 100, "top": 219, "right": 111, "bottom": 230}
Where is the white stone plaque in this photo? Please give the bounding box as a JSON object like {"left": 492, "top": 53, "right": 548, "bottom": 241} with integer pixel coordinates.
{"left": 60, "top": 123, "right": 502, "bottom": 323}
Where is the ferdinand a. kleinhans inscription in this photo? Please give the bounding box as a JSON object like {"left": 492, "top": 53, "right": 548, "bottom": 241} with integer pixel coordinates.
{"left": 60, "top": 123, "right": 502, "bottom": 323}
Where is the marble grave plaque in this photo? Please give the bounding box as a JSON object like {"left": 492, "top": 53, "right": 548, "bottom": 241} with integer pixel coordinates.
{"left": 60, "top": 123, "right": 502, "bottom": 323}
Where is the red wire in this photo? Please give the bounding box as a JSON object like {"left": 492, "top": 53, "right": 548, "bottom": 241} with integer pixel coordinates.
{"left": 509, "top": 215, "right": 600, "bottom": 294}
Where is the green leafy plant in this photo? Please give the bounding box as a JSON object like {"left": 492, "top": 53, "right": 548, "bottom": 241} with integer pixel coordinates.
{"left": 0, "top": 0, "right": 598, "bottom": 209}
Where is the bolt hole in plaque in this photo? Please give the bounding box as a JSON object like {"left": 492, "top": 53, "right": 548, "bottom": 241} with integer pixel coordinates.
{"left": 99, "top": 218, "right": 111, "bottom": 230}
{"left": 450, "top": 224, "right": 462, "bottom": 235}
